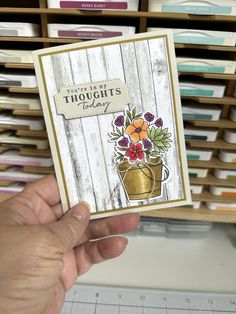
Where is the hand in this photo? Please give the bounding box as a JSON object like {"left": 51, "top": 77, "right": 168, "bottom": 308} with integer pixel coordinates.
{"left": 0, "top": 175, "right": 139, "bottom": 314}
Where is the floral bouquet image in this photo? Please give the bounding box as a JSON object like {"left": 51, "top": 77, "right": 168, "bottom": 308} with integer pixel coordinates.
{"left": 110, "top": 106, "right": 172, "bottom": 201}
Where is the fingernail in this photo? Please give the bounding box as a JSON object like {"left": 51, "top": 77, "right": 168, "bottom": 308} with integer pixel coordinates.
{"left": 72, "top": 201, "right": 90, "bottom": 221}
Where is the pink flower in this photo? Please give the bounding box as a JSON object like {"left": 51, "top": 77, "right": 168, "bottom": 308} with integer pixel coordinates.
{"left": 125, "top": 143, "right": 144, "bottom": 161}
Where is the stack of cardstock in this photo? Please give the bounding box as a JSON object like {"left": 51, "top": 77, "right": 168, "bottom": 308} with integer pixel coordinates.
{"left": 0, "top": 72, "right": 37, "bottom": 88}
{"left": 219, "top": 150, "right": 236, "bottom": 163}
{"left": 188, "top": 167, "right": 208, "bottom": 178}
{"left": 182, "top": 103, "right": 221, "bottom": 121}
{"left": 47, "top": 0, "right": 139, "bottom": 10}
{"left": 0, "top": 132, "right": 49, "bottom": 150}
{"left": 186, "top": 148, "right": 213, "bottom": 161}
{"left": 48, "top": 24, "right": 136, "bottom": 39}
{"left": 210, "top": 185, "right": 236, "bottom": 197}
{"left": 148, "top": 27, "right": 236, "bottom": 46}
{"left": 0, "top": 150, "right": 53, "bottom": 167}
{"left": 0, "top": 50, "right": 33, "bottom": 64}
{"left": 223, "top": 129, "right": 236, "bottom": 144}
{"left": 0, "top": 113, "right": 45, "bottom": 131}
{"left": 0, "top": 93, "right": 41, "bottom": 111}
{"left": 0, "top": 23, "right": 40, "bottom": 37}
{"left": 0, "top": 166, "right": 44, "bottom": 184}
{"left": 185, "top": 126, "right": 218, "bottom": 141}
{"left": 0, "top": 183, "right": 25, "bottom": 197}
{"left": 148, "top": 0, "right": 236, "bottom": 16}
{"left": 179, "top": 80, "right": 226, "bottom": 97}
{"left": 214, "top": 169, "right": 236, "bottom": 180}
{"left": 33, "top": 30, "right": 191, "bottom": 218}
{"left": 206, "top": 202, "right": 236, "bottom": 211}
{"left": 177, "top": 57, "right": 236, "bottom": 74}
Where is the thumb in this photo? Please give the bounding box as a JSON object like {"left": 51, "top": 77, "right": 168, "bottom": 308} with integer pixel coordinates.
{"left": 47, "top": 201, "right": 90, "bottom": 252}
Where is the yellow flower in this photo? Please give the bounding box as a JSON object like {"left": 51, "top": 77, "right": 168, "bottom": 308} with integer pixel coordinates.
{"left": 125, "top": 118, "right": 148, "bottom": 143}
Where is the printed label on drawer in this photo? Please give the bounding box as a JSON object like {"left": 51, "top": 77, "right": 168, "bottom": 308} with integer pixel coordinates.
{"left": 162, "top": 5, "right": 232, "bottom": 15}
{"left": 183, "top": 113, "right": 212, "bottom": 120}
{"left": 58, "top": 30, "right": 122, "bottom": 38}
{"left": 187, "top": 154, "right": 200, "bottom": 161}
{"left": 174, "top": 35, "right": 224, "bottom": 45}
{"left": 60, "top": 1, "right": 128, "bottom": 9}
{"left": 180, "top": 89, "right": 214, "bottom": 97}
{"left": 177, "top": 65, "right": 225, "bottom": 73}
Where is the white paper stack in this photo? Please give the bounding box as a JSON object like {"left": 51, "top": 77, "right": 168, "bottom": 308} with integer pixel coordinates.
{"left": 0, "top": 114, "right": 45, "bottom": 131}
{"left": 0, "top": 183, "right": 25, "bottom": 196}
{"left": 179, "top": 81, "right": 226, "bottom": 98}
{"left": 182, "top": 104, "right": 221, "bottom": 121}
{"left": 0, "top": 132, "right": 49, "bottom": 150}
{"left": 148, "top": 0, "right": 236, "bottom": 16}
{"left": 0, "top": 73, "right": 37, "bottom": 88}
{"left": 0, "top": 22, "right": 40, "bottom": 37}
{"left": 0, "top": 50, "right": 33, "bottom": 64}
{"left": 0, "top": 166, "right": 43, "bottom": 183}
{"left": 177, "top": 57, "right": 236, "bottom": 74}
{"left": 0, "top": 150, "right": 53, "bottom": 167}
{"left": 47, "top": 0, "right": 139, "bottom": 10}
{"left": 185, "top": 127, "right": 218, "bottom": 141}
{"left": 0, "top": 93, "right": 41, "bottom": 111}
{"left": 48, "top": 24, "right": 135, "bottom": 39}
{"left": 148, "top": 27, "right": 236, "bottom": 46}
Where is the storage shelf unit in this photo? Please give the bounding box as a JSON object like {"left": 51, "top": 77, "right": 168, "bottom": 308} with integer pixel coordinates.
{"left": 0, "top": 0, "right": 235, "bottom": 222}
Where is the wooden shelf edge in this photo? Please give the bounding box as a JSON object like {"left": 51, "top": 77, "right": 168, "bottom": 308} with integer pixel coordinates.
{"left": 181, "top": 96, "right": 236, "bottom": 105}
{"left": 4, "top": 63, "right": 34, "bottom": 69}
{"left": 141, "top": 206, "right": 236, "bottom": 223}
{"left": 179, "top": 71, "right": 236, "bottom": 81}
{"left": 188, "top": 119, "right": 236, "bottom": 129}
{"left": 190, "top": 174, "right": 236, "bottom": 187}
{"left": 188, "top": 158, "right": 236, "bottom": 170}
{"left": 187, "top": 139, "right": 236, "bottom": 150}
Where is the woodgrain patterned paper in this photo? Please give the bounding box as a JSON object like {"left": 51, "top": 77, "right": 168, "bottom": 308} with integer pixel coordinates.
{"left": 33, "top": 31, "right": 191, "bottom": 219}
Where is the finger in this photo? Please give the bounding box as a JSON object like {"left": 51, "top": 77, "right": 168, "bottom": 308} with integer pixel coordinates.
{"left": 23, "top": 174, "right": 60, "bottom": 207}
{"left": 75, "top": 236, "right": 128, "bottom": 276}
{"left": 47, "top": 201, "right": 90, "bottom": 252}
{"left": 80, "top": 213, "right": 140, "bottom": 242}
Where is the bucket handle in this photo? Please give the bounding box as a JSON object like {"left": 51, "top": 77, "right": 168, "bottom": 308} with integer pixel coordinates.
{"left": 137, "top": 163, "right": 169, "bottom": 183}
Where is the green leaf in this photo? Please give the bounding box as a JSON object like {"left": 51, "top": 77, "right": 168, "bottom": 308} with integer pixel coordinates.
{"left": 127, "top": 110, "right": 132, "bottom": 121}
{"left": 149, "top": 126, "right": 156, "bottom": 140}
{"left": 117, "top": 147, "right": 128, "bottom": 152}
{"left": 125, "top": 117, "right": 131, "bottom": 128}
{"left": 131, "top": 107, "right": 136, "bottom": 119}
{"left": 134, "top": 113, "right": 143, "bottom": 119}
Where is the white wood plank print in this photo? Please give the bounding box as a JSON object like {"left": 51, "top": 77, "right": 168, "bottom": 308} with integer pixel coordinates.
{"left": 40, "top": 35, "right": 187, "bottom": 215}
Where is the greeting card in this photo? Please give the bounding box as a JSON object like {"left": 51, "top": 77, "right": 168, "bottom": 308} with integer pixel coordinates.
{"left": 33, "top": 31, "right": 191, "bottom": 219}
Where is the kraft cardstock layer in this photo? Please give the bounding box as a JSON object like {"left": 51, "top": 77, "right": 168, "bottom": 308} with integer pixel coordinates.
{"left": 33, "top": 31, "right": 191, "bottom": 219}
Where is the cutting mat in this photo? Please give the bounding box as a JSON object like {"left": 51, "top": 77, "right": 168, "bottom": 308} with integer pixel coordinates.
{"left": 62, "top": 283, "right": 236, "bottom": 313}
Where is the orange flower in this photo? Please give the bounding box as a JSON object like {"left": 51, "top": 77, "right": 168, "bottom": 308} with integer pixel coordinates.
{"left": 125, "top": 118, "right": 148, "bottom": 143}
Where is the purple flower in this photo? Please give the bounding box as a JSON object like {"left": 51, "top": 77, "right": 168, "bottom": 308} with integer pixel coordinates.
{"left": 155, "top": 118, "right": 163, "bottom": 128}
{"left": 144, "top": 112, "right": 154, "bottom": 122}
{"left": 118, "top": 137, "right": 129, "bottom": 147}
{"left": 143, "top": 139, "right": 152, "bottom": 150}
{"left": 114, "top": 115, "right": 124, "bottom": 127}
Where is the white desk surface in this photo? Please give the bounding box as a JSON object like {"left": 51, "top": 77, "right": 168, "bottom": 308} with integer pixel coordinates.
{"left": 79, "top": 223, "right": 236, "bottom": 293}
